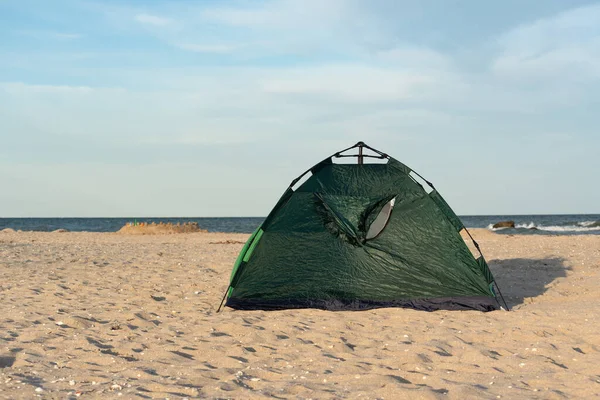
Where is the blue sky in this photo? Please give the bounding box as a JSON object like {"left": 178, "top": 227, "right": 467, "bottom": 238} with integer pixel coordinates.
{"left": 1, "top": 0, "right": 599, "bottom": 217}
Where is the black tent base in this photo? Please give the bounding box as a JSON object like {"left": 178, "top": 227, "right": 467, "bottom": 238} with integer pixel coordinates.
{"left": 226, "top": 296, "right": 499, "bottom": 312}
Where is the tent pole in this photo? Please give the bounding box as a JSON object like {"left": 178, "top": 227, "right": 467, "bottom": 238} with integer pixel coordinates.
{"left": 216, "top": 286, "right": 230, "bottom": 313}
{"left": 463, "top": 227, "right": 510, "bottom": 311}
{"left": 291, "top": 142, "right": 388, "bottom": 188}
{"left": 494, "top": 281, "right": 510, "bottom": 311}
{"left": 358, "top": 144, "right": 363, "bottom": 165}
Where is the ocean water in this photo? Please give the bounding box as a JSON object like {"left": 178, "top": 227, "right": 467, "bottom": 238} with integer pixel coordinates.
{"left": 0, "top": 217, "right": 263, "bottom": 234}
{"left": 1, "top": 215, "right": 599, "bottom": 235}
{"left": 461, "top": 214, "right": 600, "bottom": 235}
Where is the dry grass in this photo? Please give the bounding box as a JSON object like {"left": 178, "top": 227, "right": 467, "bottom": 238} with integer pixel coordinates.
{"left": 115, "top": 221, "right": 207, "bottom": 235}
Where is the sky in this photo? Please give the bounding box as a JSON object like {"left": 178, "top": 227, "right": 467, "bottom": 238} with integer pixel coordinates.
{"left": 1, "top": 0, "right": 599, "bottom": 217}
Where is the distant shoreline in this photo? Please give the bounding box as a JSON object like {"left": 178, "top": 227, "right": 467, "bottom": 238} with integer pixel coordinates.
{"left": 1, "top": 213, "right": 598, "bottom": 218}
{"left": 1, "top": 215, "right": 599, "bottom": 235}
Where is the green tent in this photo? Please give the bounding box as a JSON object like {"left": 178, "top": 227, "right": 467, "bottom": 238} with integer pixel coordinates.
{"left": 221, "top": 142, "right": 507, "bottom": 312}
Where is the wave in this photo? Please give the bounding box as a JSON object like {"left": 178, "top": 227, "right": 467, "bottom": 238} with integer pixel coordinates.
{"left": 578, "top": 220, "right": 600, "bottom": 228}
{"left": 487, "top": 220, "right": 600, "bottom": 233}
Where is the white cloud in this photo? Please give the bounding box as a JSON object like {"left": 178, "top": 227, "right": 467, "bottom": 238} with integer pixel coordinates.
{"left": 375, "top": 47, "right": 452, "bottom": 70}
{"left": 492, "top": 3, "right": 600, "bottom": 81}
{"left": 53, "top": 33, "right": 82, "bottom": 39}
{"left": 134, "top": 13, "right": 172, "bottom": 26}
{"left": 497, "top": 4, "right": 600, "bottom": 53}
{"left": 175, "top": 43, "right": 235, "bottom": 54}
{"left": 195, "top": 0, "right": 384, "bottom": 56}
{"left": 493, "top": 46, "right": 600, "bottom": 81}
{"left": 262, "top": 65, "right": 438, "bottom": 102}
{"left": 0, "top": 80, "right": 278, "bottom": 145}
{"left": 201, "top": 0, "right": 352, "bottom": 29}
{"left": 0, "top": 82, "right": 96, "bottom": 95}
{"left": 15, "top": 30, "right": 82, "bottom": 40}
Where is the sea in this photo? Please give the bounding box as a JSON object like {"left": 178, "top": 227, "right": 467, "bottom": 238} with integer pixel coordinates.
{"left": 1, "top": 215, "right": 599, "bottom": 235}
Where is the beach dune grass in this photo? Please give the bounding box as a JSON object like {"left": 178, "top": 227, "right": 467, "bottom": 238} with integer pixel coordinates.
{"left": 116, "top": 221, "right": 207, "bottom": 235}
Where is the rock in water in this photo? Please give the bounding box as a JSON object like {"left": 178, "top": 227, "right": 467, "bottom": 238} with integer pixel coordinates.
{"left": 492, "top": 221, "right": 515, "bottom": 229}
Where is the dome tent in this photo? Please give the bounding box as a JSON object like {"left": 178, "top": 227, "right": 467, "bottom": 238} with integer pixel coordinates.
{"left": 219, "top": 142, "right": 507, "bottom": 312}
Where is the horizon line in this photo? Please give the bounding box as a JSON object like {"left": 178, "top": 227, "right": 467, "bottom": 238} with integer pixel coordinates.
{"left": 1, "top": 213, "right": 599, "bottom": 219}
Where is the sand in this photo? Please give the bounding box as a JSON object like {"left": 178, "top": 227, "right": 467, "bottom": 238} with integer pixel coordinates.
{"left": 0, "top": 229, "right": 599, "bottom": 399}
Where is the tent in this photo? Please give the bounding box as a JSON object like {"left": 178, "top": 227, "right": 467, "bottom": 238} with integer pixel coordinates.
{"left": 219, "top": 142, "right": 507, "bottom": 312}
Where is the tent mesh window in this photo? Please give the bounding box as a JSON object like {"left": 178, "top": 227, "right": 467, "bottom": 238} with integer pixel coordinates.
{"left": 365, "top": 197, "right": 396, "bottom": 240}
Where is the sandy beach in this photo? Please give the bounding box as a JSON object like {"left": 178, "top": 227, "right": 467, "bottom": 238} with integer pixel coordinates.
{"left": 1, "top": 228, "right": 599, "bottom": 399}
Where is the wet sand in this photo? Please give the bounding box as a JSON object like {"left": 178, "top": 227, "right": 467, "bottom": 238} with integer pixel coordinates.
{"left": 0, "top": 229, "right": 599, "bottom": 399}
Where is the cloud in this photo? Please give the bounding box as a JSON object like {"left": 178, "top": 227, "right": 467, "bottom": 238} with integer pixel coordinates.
{"left": 375, "top": 47, "right": 451, "bottom": 70}
{"left": 200, "top": 0, "right": 352, "bottom": 29}
{"left": 134, "top": 13, "right": 172, "bottom": 26}
{"left": 262, "top": 65, "right": 438, "bottom": 102}
{"left": 175, "top": 43, "right": 235, "bottom": 54}
{"left": 194, "top": 0, "right": 389, "bottom": 56}
{"left": 126, "top": 2, "right": 438, "bottom": 60}
{"left": 0, "top": 82, "right": 96, "bottom": 95}
{"left": 0, "top": 80, "right": 277, "bottom": 147}
{"left": 15, "top": 30, "right": 82, "bottom": 40}
{"left": 492, "top": 3, "right": 600, "bottom": 81}
{"left": 53, "top": 32, "right": 82, "bottom": 39}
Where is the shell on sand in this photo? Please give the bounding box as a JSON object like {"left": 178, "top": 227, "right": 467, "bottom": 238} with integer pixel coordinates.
{"left": 0, "top": 229, "right": 599, "bottom": 399}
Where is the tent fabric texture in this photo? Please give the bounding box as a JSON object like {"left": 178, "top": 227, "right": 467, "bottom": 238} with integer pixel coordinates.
{"left": 223, "top": 142, "right": 502, "bottom": 312}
